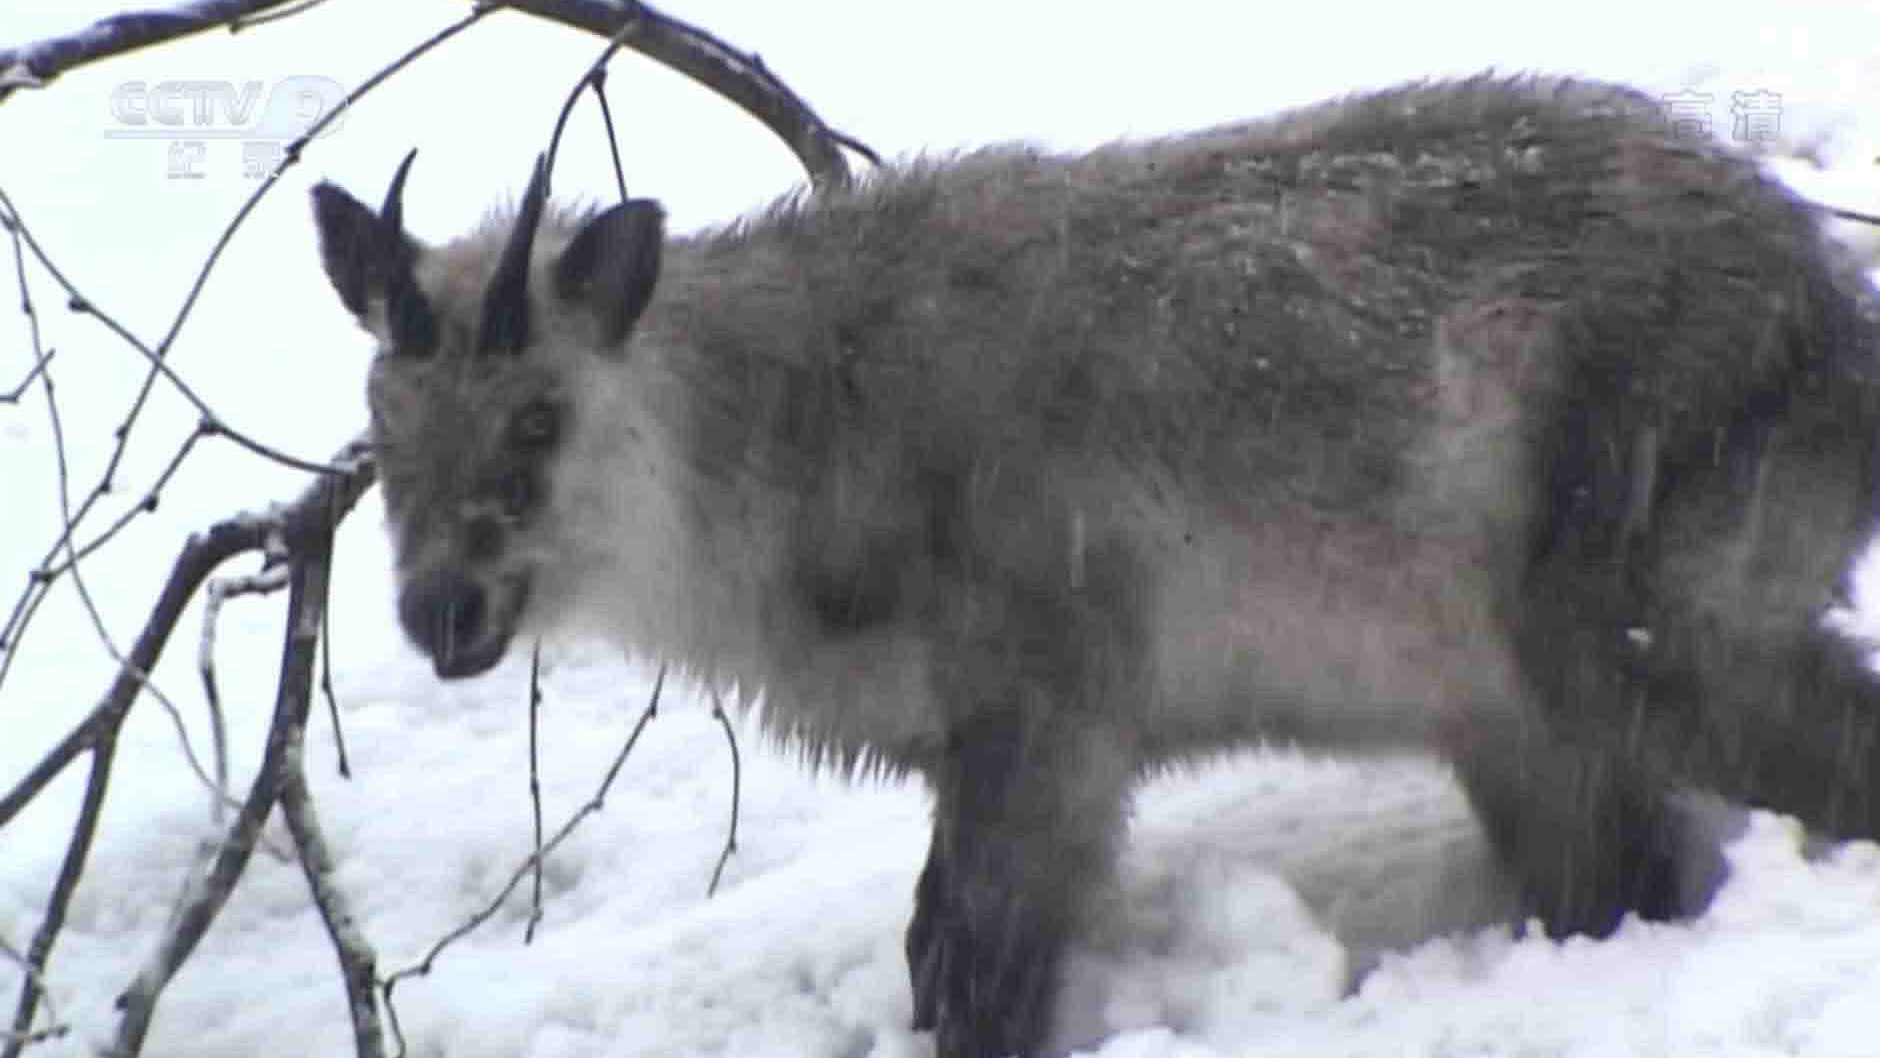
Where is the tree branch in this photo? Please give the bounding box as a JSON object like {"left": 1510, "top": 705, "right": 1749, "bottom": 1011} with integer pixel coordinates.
{"left": 505, "top": 0, "right": 869, "bottom": 188}
{"left": 0, "top": 439, "right": 375, "bottom": 1053}
{"left": 0, "top": 1, "right": 311, "bottom": 101}
{"left": 0, "top": 0, "right": 869, "bottom": 190}
{"left": 280, "top": 692, "right": 383, "bottom": 1058}
{"left": 111, "top": 440, "right": 372, "bottom": 1055}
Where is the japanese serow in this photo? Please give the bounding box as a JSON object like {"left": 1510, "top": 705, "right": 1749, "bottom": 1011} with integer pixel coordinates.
{"left": 313, "top": 75, "right": 1880, "bottom": 1058}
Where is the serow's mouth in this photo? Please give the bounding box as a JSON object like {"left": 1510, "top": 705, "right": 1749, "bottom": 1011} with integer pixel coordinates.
{"left": 433, "top": 632, "right": 510, "bottom": 680}
{"left": 399, "top": 570, "right": 531, "bottom": 681}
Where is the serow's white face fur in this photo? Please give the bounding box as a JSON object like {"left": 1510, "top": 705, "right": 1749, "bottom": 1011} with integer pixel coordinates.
{"left": 311, "top": 152, "right": 663, "bottom": 678}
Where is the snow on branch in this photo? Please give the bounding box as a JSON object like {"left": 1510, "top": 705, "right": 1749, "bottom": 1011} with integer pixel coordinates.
{"left": 509, "top": 0, "right": 873, "bottom": 189}
{"left": 0, "top": 1, "right": 317, "bottom": 99}
{"left": 0, "top": 0, "right": 871, "bottom": 189}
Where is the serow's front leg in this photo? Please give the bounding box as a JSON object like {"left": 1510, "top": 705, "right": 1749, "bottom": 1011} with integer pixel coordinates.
{"left": 908, "top": 702, "right": 1134, "bottom": 1058}
{"left": 904, "top": 504, "right": 1150, "bottom": 1057}
{"left": 907, "top": 832, "right": 946, "bottom": 1033}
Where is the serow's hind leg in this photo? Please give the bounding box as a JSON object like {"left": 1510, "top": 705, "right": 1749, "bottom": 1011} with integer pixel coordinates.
{"left": 1443, "top": 411, "right": 1739, "bottom": 937}
{"left": 1627, "top": 393, "right": 1880, "bottom": 843}
{"left": 1457, "top": 378, "right": 1880, "bottom": 937}
{"left": 1442, "top": 699, "right": 1732, "bottom": 937}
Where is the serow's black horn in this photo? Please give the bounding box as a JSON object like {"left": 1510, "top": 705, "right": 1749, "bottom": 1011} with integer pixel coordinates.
{"left": 478, "top": 154, "right": 551, "bottom": 356}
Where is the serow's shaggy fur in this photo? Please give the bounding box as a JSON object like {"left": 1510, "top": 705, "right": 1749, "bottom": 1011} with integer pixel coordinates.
{"left": 313, "top": 75, "right": 1880, "bottom": 1058}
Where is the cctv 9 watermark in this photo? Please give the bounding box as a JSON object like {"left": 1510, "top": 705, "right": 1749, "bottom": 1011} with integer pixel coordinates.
{"left": 107, "top": 75, "right": 349, "bottom": 180}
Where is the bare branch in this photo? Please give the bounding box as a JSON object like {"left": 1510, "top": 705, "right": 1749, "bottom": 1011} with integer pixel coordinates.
{"left": 0, "top": 195, "right": 68, "bottom": 694}
{"left": 0, "top": 934, "right": 64, "bottom": 1048}
{"left": 0, "top": 439, "right": 374, "bottom": 1053}
{"left": 2, "top": 3, "right": 864, "bottom": 1050}
{"left": 0, "top": 499, "right": 275, "bottom": 828}
{"left": 201, "top": 556, "right": 293, "bottom": 824}
{"left": 280, "top": 718, "right": 383, "bottom": 1058}
{"left": 3, "top": 741, "right": 111, "bottom": 1058}
{"left": 2, "top": 1, "right": 869, "bottom": 190}
{"left": 317, "top": 591, "right": 351, "bottom": 780}
{"left": 131, "top": 5, "right": 494, "bottom": 461}
{"left": 525, "top": 646, "right": 547, "bottom": 944}
{"left": 706, "top": 688, "right": 742, "bottom": 897}
{"left": 540, "top": 11, "right": 642, "bottom": 200}
{"left": 0, "top": 350, "right": 51, "bottom": 405}
{"left": 0, "top": 1, "right": 319, "bottom": 103}
{"left": 0, "top": 4, "right": 490, "bottom": 704}
{"left": 113, "top": 441, "right": 366, "bottom": 1056}
{"left": 1830, "top": 204, "right": 1880, "bottom": 228}
{"left": 589, "top": 76, "right": 632, "bottom": 203}
{"left": 230, "top": 0, "right": 335, "bottom": 31}
{"left": 0, "top": 187, "right": 341, "bottom": 471}
{"left": 42, "top": 426, "right": 209, "bottom": 581}
{"left": 504, "top": 0, "right": 868, "bottom": 189}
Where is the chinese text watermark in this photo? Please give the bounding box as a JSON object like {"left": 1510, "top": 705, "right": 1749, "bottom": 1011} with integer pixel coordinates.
{"left": 1656, "top": 88, "right": 1785, "bottom": 144}
{"left": 106, "top": 76, "right": 348, "bottom": 180}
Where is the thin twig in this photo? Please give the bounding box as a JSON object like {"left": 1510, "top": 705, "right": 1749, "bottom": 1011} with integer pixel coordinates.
{"left": 201, "top": 555, "right": 292, "bottom": 825}
{"left": 589, "top": 75, "right": 631, "bottom": 202}
{"left": 2, "top": 241, "right": 95, "bottom": 1058}
{"left": 0, "top": 189, "right": 344, "bottom": 477}
{"left": 1829, "top": 204, "right": 1880, "bottom": 228}
{"left": 126, "top": 5, "right": 497, "bottom": 471}
{"left": 497, "top": 7, "right": 663, "bottom": 949}
{"left": 0, "top": 933, "right": 62, "bottom": 1040}
{"left": 502, "top": 0, "right": 865, "bottom": 189}
{"left": 0, "top": 501, "right": 279, "bottom": 826}
{"left": 381, "top": 665, "right": 665, "bottom": 1058}
{"left": 0, "top": 349, "right": 51, "bottom": 404}
{"left": 0, "top": 196, "right": 300, "bottom": 702}
{"left": 0, "top": 925, "right": 66, "bottom": 1050}
{"left": 2, "top": 424, "right": 202, "bottom": 718}
{"left": 540, "top": 8, "right": 644, "bottom": 188}
{"left": 3, "top": 741, "right": 111, "bottom": 1058}
{"left": 0, "top": 197, "right": 65, "bottom": 693}
{"left": 230, "top": 0, "right": 334, "bottom": 31}
{"left": 706, "top": 688, "right": 741, "bottom": 897}
{"left": 37, "top": 412, "right": 238, "bottom": 830}
{"left": 0, "top": 4, "right": 495, "bottom": 697}
{"left": 41, "top": 425, "right": 210, "bottom": 579}
{"left": 524, "top": 645, "right": 547, "bottom": 943}
{"left": 317, "top": 573, "right": 351, "bottom": 779}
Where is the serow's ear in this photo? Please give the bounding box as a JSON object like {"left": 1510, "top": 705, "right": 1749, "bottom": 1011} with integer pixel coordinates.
{"left": 553, "top": 199, "right": 664, "bottom": 351}
{"left": 310, "top": 181, "right": 385, "bottom": 319}
{"left": 309, "top": 151, "right": 438, "bottom": 357}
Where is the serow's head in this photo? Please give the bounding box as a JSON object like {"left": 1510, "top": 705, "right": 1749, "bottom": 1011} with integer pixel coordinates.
{"left": 311, "top": 151, "right": 664, "bottom": 678}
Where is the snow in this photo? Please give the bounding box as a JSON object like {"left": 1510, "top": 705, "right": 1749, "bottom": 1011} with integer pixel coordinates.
{"left": 3, "top": 1, "right": 1880, "bottom": 1055}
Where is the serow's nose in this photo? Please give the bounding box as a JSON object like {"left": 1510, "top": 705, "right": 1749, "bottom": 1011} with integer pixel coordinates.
{"left": 398, "top": 571, "right": 497, "bottom": 679}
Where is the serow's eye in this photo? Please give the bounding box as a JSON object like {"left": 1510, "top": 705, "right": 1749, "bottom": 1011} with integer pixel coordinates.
{"left": 510, "top": 400, "right": 562, "bottom": 451}
{"left": 502, "top": 470, "right": 536, "bottom": 519}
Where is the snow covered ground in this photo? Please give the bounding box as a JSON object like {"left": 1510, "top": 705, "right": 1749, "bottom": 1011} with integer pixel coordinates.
{"left": 3, "top": 1, "right": 1880, "bottom": 1055}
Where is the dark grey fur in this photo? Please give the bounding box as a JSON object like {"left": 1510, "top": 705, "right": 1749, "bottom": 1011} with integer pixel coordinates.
{"left": 312, "top": 75, "right": 1880, "bottom": 1058}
